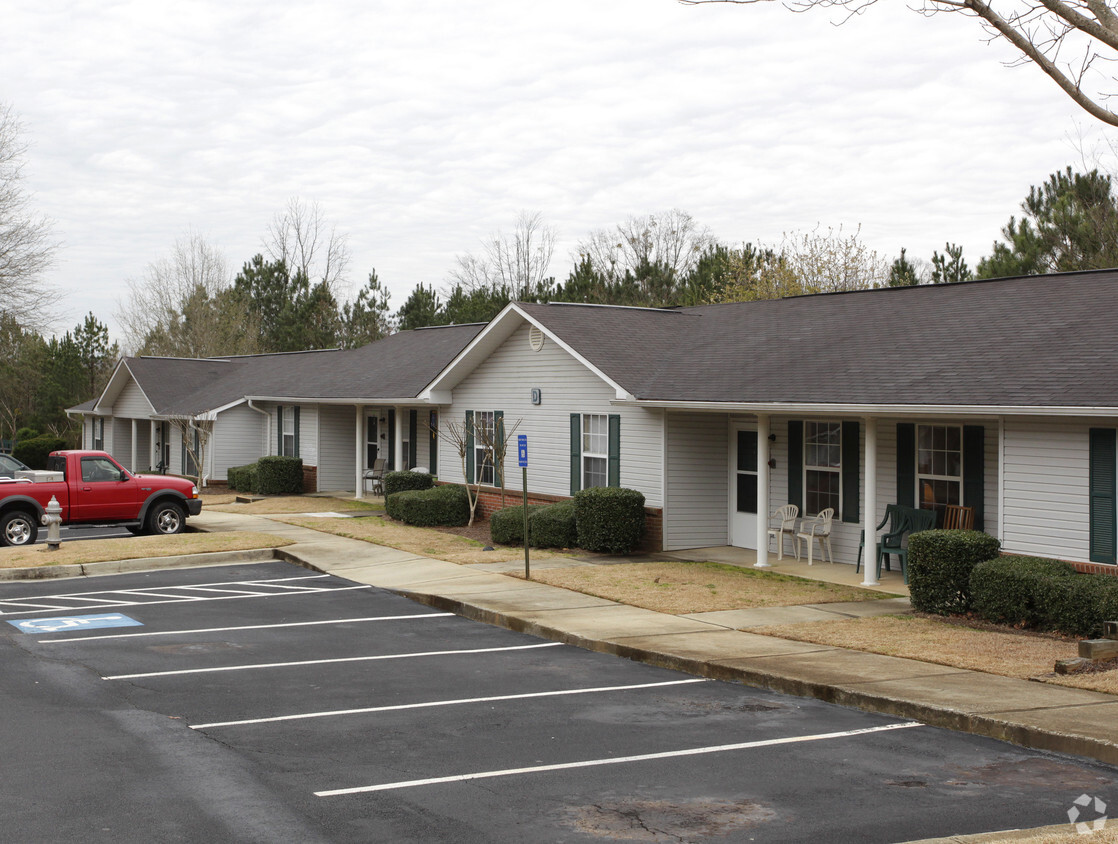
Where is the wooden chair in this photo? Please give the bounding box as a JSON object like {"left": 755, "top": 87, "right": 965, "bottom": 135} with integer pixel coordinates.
{"left": 767, "top": 504, "right": 799, "bottom": 560}
{"left": 942, "top": 504, "right": 974, "bottom": 530}
{"left": 363, "top": 458, "right": 387, "bottom": 496}
{"left": 795, "top": 507, "right": 834, "bottom": 565}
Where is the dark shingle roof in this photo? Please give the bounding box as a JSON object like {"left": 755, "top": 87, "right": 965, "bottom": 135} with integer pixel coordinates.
{"left": 520, "top": 271, "right": 1118, "bottom": 408}
{"left": 122, "top": 323, "right": 485, "bottom": 415}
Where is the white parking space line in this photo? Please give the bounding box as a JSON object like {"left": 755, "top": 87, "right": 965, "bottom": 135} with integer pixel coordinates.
{"left": 191, "top": 678, "right": 710, "bottom": 730}
{"left": 0, "top": 585, "right": 372, "bottom": 617}
{"left": 315, "top": 722, "right": 925, "bottom": 797}
{"left": 39, "top": 613, "right": 456, "bottom": 643}
{"left": 102, "top": 642, "right": 565, "bottom": 680}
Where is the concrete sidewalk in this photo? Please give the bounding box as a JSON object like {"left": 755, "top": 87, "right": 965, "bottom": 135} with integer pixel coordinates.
{"left": 175, "top": 509, "right": 1118, "bottom": 776}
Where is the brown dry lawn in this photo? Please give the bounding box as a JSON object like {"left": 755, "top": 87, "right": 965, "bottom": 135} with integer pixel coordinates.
{"left": 276, "top": 514, "right": 575, "bottom": 566}
{"left": 753, "top": 614, "right": 1118, "bottom": 696}
{"left": 0, "top": 531, "right": 293, "bottom": 569}
{"left": 527, "top": 562, "right": 894, "bottom": 614}
{"left": 205, "top": 495, "right": 383, "bottom": 514}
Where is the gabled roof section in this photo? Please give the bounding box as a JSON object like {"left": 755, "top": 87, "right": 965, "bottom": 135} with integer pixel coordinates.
{"left": 85, "top": 323, "right": 488, "bottom": 418}
{"left": 422, "top": 302, "right": 685, "bottom": 400}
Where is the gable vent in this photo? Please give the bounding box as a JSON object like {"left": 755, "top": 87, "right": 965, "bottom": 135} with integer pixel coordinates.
{"left": 528, "top": 326, "right": 545, "bottom": 352}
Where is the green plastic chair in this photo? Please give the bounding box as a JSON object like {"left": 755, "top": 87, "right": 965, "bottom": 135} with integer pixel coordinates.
{"left": 877, "top": 507, "right": 937, "bottom": 584}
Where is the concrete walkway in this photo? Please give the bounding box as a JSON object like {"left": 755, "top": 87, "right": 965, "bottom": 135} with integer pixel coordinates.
{"left": 167, "top": 508, "right": 1118, "bottom": 781}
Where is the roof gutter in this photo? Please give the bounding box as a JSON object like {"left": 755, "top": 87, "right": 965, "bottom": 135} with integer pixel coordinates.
{"left": 608, "top": 399, "right": 1118, "bottom": 419}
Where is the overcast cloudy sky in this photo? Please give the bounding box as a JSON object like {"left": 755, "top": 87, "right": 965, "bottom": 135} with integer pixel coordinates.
{"left": 2, "top": 0, "right": 1107, "bottom": 340}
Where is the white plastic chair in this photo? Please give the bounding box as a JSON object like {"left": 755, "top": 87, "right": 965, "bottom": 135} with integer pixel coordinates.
{"left": 767, "top": 504, "right": 799, "bottom": 560}
{"left": 796, "top": 507, "right": 834, "bottom": 566}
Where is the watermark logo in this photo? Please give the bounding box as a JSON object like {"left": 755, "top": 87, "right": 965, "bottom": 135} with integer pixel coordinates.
{"left": 1068, "top": 794, "right": 1108, "bottom": 834}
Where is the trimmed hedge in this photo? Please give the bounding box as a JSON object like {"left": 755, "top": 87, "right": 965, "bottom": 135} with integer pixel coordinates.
{"left": 227, "top": 464, "right": 259, "bottom": 493}
{"left": 256, "top": 456, "right": 303, "bottom": 495}
{"left": 970, "top": 555, "right": 1075, "bottom": 627}
{"left": 388, "top": 484, "right": 469, "bottom": 526}
{"left": 573, "top": 487, "right": 646, "bottom": 554}
{"left": 907, "top": 529, "right": 1001, "bottom": 615}
{"left": 1035, "top": 573, "right": 1118, "bottom": 638}
{"left": 490, "top": 504, "right": 543, "bottom": 546}
{"left": 15, "top": 437, "right": 69, "bottom": 470}
{"left": 384, "top": 470, "right": 434, "bottom": 497}
{"left": 529, "top": 500, "right": 577, "bottom": 549}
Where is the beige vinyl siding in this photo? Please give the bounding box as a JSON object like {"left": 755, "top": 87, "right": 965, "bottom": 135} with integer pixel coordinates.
{"left": 317, "top": 405, "right": 356, "bottom": 491}
{"left": 442, "top": 323, "right": 664, "bottom": 506}
{"left": 664, "top": 412, "right": 729, "bottom": 550}
{"left": 1002, "top": 417, "right": 1091, "bottom": 562}
{"left": 211, "top": 404, "right": 266, "bottom": 482}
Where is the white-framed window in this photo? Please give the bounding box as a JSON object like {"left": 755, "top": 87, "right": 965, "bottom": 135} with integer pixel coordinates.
{"left": 474, "top": 410, "right": 495, "bottom": 486}
{"left": 804, "top": 421, "right": 841, "bottom": 516}
{"left": 582, "top": 413, "right": 609, "bottom": 490}
{"left": 92, "top": 418, "right": 104, "bottom": 451}
{"left": 917, "top": 424, "right": 961, "bottom": 521}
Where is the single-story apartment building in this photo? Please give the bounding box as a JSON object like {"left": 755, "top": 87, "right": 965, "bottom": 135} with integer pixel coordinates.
{"left": 70, "top": 270, "right": 1118, "bottom": 575}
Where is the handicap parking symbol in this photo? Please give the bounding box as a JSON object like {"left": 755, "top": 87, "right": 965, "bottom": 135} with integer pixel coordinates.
{"left": 8, "top": 614, "right": 143, "bottom": 634}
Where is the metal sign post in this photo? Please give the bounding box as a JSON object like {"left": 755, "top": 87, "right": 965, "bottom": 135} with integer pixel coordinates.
{"left": 518, "top": 434, "right": 530, "bottom": 580}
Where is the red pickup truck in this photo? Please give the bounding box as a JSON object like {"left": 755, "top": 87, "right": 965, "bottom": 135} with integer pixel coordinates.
{"left": 0, "top": 450, "right": 202, "bottom": 547}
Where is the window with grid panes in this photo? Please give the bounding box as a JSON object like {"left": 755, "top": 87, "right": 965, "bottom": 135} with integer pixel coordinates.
{"left": 804, "top": 421, "right": 841, "bottom": 516}
{"left": 582, "top": 413, "right": 608, "bottom": 489}
{"left": 917, "top": 424, "right": 961, "bottom": 522}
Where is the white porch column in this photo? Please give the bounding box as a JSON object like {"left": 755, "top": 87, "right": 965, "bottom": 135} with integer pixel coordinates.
{"left": 394, "top": 406, "right": 405, "bottom": 471}
{"left": 754, "top": 414, "right": 771, "bottom": 568}
{"left": 862, "top": 415, "right": 879, "bottom": 586}
{"left": 150, "top": 420, "right": 158, "bottom": 469}
{"left": 354, "top": 405, "right": 365, "bottom": 499}
{"left": 130, "top": 419, "right": 137, "bottom": 472}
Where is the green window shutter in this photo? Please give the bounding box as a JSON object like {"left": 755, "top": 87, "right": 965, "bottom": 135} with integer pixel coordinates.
{"left": 962, "top": 425, "right": 985, "bottom": 532}
{"left": 276, "top": 406, "right": 284, "bottom": 455}
{"left": 408, "top": 410, "right": 417, "bottom": 470}
{"left": 293, "top": 406, "right": 300, "bottom": 458}
{"left": 465, "top": 410, "right": 474, "bottom": 484}
{"left": 387, "top": 409, "right": 396, "bottom": 471}
{"left": 429, "top": 411, "right": 438, "bottom": 476}
{"left": 608, "top": 414, "right": 621, "bottom": 487}
{"left": 1090, "top": 428, "right": 1117, "bottom": 564}
{"left": 787, "top": 420, "right": 803, "bottom": 512}
{"left": 841, "top": 420, "right": 860, "bottom": 523}
{"left": 570, "top": 414, "right": 581, "bottom": 495}
{"left": 493, "top": 411, "right": 504, "bottom": 487}
{"left": 896, "top": 423, "right": 915, "bottom": 509}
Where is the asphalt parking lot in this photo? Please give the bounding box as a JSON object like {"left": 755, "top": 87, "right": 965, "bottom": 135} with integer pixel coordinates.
{"left": 2, "top": 560, "right": 1116, "bottom": 843}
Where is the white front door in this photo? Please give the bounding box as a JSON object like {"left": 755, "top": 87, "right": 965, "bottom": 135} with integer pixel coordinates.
{"left": 730, "top": 423, "right": 758, "bottom": 549}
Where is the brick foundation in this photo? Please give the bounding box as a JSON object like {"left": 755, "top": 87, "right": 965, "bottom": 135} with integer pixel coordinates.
{"left": 302, "top": 464, "right": 318, "bottom": 493}
{"left": 441, "top": 482, "right": 663, "bottom": 553}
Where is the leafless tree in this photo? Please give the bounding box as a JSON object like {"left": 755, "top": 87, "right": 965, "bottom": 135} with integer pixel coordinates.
{"left": 448, "top": 211, "right": 557, "bottom": 298}
{"left": 681, "top": 0, "right": 1118, "bottom": 127}
{"left": 165, "top": 414, "right": 213, "bottom": 489}
{"left": 265, "top": 197, "right": 351, "bottom": 297}
{"left": 436, "top": 414, "right": 522, "bottom": 525}
{"left": 0, "top": 103, "right": 59, "bottom": 333}
{"left": 117, "top": 233, "right": 258, "bottom": 357}
{"left": 576, "top": 209, "right": 715, "bottom": 282}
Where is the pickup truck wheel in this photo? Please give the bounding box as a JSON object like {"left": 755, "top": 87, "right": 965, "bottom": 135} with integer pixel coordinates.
{"left": 148, "top": 502, "right": 185, "bottom": 536}
{"left": 1, "top": 511, "right": 38, "bottom": 547}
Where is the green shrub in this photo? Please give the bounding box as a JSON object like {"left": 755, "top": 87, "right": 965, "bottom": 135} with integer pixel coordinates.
{"left": 529, "top": 500, "right": 578, "bottom": 549}
{"left": 14, "top": 436, "right": 69, "bottom": 469}
{"left": 227, "top": 464, "right": 259, "bottom": 493}
{"left": 490, "top": 504, "right": 543, "bottom": 546}
{"left": 255, "top": 456, "right": 303, "bottom": 495}
{"left": 573, "top": 487, "right": 646, "bottom": 554}
{"left": 384, "top": 470, "right": 435, "bottom": 497}
{"left": 907, "top": 529, "right": 1001, "bottom": 615}
{"left": 14, "top": 427, "right": 38, "bottom": 442}
{"left": 1035, "top": 573, "right": 1118, "bottom": 638}
{"left": 388, "top": 484, "right": 469, "bottom": 526}
{"left": 970, "top": 555, "right": 1075, "bottom": 627}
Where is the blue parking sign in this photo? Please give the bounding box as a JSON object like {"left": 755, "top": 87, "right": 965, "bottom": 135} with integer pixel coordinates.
{"left": 517, "top": 434, "right": 528, "bottom": 468}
